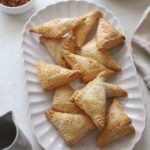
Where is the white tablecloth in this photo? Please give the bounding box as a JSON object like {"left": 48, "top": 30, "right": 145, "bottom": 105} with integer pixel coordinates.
{"left": 0, "top": 0, "right": 150, "bottom": 149}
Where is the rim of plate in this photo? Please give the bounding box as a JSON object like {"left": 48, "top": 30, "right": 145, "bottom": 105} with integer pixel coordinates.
{"left": 21, "top": 0, "right": 146, "bottom": 150}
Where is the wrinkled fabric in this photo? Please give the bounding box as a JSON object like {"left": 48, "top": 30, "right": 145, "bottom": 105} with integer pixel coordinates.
{"left": 131, "top": 7, "right": 150, "bottom": 89}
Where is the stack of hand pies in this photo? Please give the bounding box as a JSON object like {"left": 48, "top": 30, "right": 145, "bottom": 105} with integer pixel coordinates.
{"left": 30, "top": 10, "right": 135, "bottom": 148}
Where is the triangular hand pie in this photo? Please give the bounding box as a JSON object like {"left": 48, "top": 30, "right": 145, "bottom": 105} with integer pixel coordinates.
{"left": 30, "top": 17, "right": 84, "bottom": 38}
{"left": 62, "top": 33, "right": 77, "bottom": 53}
{"left": 91, "top": 71, "right": 127, "bottom": 98}
{"left": 97, "top": 99, "right": 135, "bottom": 147}
{"left": 74, "top": 10, "right": 101, "bottom": 48}
{"left": 45, "top": 108, "right": 95, "bottom": 147}
{"left": 104, "top": 83, "right": 127, "bottom": 98}
{"left": 79, "top": 39, "right": 121, "bottom": 72}
{"left": 37, "top": 61, "right": 81, "bottom": 91}
{"left": 94, "top": 72, "right": 127, "bottom": 98}
{"left": 52, "top": 84, "right": 82, "bottom": 113}
{"left": 96, "top": 18, "right": 125, "bottom": 50}
{"left": 62, "top": 50, "right": 114, "bottom": 83}
{"left": 40, "top": 36, "right": 68, "bottom": 68}
{"left": 40, "top": 34, "right": 76, "bottom": 68}
{"left": 71, "top": 73, "right": 106, "bottom": 130}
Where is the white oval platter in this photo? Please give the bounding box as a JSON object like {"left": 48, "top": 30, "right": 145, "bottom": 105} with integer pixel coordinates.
{"left": 21, "top": 1, "right": 146, "bottom": 150}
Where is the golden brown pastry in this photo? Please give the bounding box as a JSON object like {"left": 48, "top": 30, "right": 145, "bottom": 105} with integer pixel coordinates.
{"left": 30, "top": 17, "right": 84, "bottom": 38}
{"left": 96, "top": 18, "right": 125, "bottom": 50}
{"left": 62, "top": 33, "right": 77, "bottom": 53}
{"left": 40, "top": 36, "right": 68, "bottom": 68}
{"left": 93, "top": 71, "right": 127, "bottom": 98}
{"left": 104, "top": 83, "right": 127, "bottom": 98}
{"left": 78, "top": 39, "right": 121, "bottom": 72}
{"left": 62, "top": 50, "right": 114, "bottom": 83}
{"left": 45, "top": 108, "right": 95, "bottom": 147}
{"left": 74, "top": 10, "right": 101, "bottom": 48}
{"left": 97, "top": 99, "right": 135, "bottom": 147}
{"left": 37, "top": 61, "right": 81, "bottom": 91}
{"left": 40, "top": 34, "right": 76, "bottom": 68}
{"left": 71, "top": 73, "right": 106, "bottom": 130}
{"left": 52, "top": 84, "right": 82, "bottom": 113}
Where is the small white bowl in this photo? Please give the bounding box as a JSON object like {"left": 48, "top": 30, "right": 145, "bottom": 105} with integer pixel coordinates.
{"left": 0, "top": 0, "right": 35, "bottom": 15}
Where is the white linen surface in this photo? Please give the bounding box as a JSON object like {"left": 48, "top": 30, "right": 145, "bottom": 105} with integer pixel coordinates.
{"left": 131, "top": 6, "right": 150, "bottom": 89}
